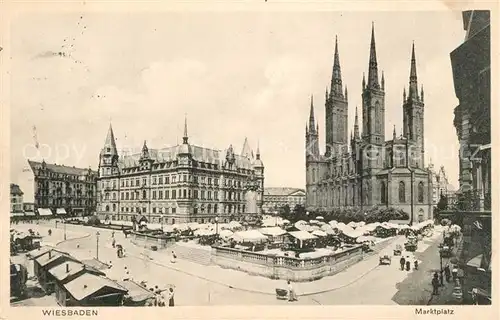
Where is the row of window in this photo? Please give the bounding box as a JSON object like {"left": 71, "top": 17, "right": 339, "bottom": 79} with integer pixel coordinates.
{"left": 105, "top": 189, "right": 247, "bottom": 201}
{"left": 103, "top": 175, "right": 250, "bottom": 190}
{"left": 104, "top": 203, "right": 245, "bottom": 214}
{"left": 37, "top": 170, "right": 95, "bottom": 181}
{"left": 311, "top": 181, "right": 426, "bottom": 206}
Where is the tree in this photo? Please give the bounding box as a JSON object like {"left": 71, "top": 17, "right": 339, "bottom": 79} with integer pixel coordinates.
{"left": 437, "top": 194, "right": 448, "bottom": 211}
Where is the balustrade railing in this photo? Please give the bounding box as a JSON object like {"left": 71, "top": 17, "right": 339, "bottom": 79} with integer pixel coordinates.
{"left": 213, "top": 245, "right": 363, "bottom": 270}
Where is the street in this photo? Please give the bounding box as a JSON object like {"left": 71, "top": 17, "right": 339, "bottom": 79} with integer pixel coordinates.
{"left": 11, "top": 221, "right": 448, "bottom": 306}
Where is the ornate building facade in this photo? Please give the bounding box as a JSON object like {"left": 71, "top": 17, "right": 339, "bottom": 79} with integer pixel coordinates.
{"left": 97, "top": 119, "right": 264, "bottom": 224}
{"left": 263, "top": 188, "right": 306, "bottom": 213}
{"left": 451, "top": 10, "right": 491, "bottom": 211}
{"left": 429, "top": 162, "right": 456, "bottom": 205}
{"left": 28, "top": 160, "right": 98, "bottom": 216}
{"left": 305, "top": 25, "right": 433, "bottom": 223}
{"left": 10, "top": 183, "right": 24, "bottom": 213}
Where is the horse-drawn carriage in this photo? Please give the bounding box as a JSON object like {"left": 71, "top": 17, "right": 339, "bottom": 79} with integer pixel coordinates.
{"left": 393, "top": 244, "right": 402, "bottom": 256}
{"left": 379, "top": 254, "right": 392, "bottom": 265}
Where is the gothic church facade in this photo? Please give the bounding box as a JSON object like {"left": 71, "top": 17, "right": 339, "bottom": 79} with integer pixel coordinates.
{"left": 305, "top": 25, "right": 433, "bottom": 223}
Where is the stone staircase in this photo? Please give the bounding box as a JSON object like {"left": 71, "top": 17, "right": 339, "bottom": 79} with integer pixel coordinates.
{"left": 169, "top": 242, "right": 213, "bottom": 265}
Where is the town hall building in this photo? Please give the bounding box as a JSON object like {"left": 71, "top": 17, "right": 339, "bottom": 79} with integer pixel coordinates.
{"left": 97, "top": 118, "right": 264, "bottom": 224}
{"left": 305, "top": 25, "right": 433, "bottom": 223}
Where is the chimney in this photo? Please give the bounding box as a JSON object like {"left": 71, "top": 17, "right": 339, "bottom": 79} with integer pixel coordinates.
{"left": 83, "top": 284, "right": 88, "bottom": 289}
{"left": 66, "top": 263, "right": 70, "bottom": 273}
{"left": 48, "top": 251, "right": 52, "bottom": 259}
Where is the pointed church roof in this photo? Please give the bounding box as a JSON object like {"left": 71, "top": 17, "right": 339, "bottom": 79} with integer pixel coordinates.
{"left": 408, "top": 41, "right": 419, "bottom": 101}
{"left": 367, "top": 22, "right": 380, "bottom": 89}
{"left": 102, "top": 124, "right": 118, "bottom": 156}
{"left": 241, "top": 137, "right": 254, "bottom": 160}
{"left": 308, "top": 95, "right": 316, "bottom": 134}
{"left": 330, "top": 35, "right": 344, "bottom": 98}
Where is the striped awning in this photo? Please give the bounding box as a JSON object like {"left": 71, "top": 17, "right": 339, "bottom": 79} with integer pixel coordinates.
{"left": 38, "top": 208, "right": 53, "bottom": 216}
{"left": 10, "top": 212, "right": 25, "bottom": 217}
{"left": 56, "top": 208, "right": 67, "bottom": 215}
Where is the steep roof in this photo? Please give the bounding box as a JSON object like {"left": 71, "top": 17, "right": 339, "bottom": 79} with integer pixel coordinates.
{"left": 264, "top": 187, "right": 305, "bottom": 197}
{"left": 28, "top": 160, "right": 97, "bottom": 176}
{"left": 64, "top": 273, "right": 127, "bottom": 301}
{"left": 119, "top": 144, "right": 254, "bottom": 170}
{"left": 10, "top": 184, "right": 23, "bottom": 196}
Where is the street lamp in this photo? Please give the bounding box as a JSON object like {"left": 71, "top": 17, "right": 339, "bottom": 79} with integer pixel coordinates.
{"left": 215, "top": 216, "right": 219, "bottom": 239}
{"left": 64, "top": 219, "right": 67, "bottom": 241}
{"left": 96, "top": 231, "right": 100, "bottom": 261}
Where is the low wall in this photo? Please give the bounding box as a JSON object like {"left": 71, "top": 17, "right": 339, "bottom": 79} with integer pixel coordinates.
{"left": 129, "top": 232, "right": 176, "bottom": 249}
{"left": 212, "top": 245, "right": 364, "bottom": 282}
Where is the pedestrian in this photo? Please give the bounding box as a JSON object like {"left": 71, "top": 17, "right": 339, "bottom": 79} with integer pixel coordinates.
{"left": 287, "top": 280, "right": 297, "bottom": 302}
{"left": 400, "top": 256, "right": 406, "bottom": 271}
{"left": 432, "top": 272, "right": 440, "bottom": 295}
{"left": 452, "top": 266, "right": 458, "bottom": 280}
{"left": 439, "top": 271, "right": 444, "bottom": 286}
{"left": 171, "top": 251, "right": 177, "bottom": 263}
{"left": 414, "top": 259, "right": 418, "bottom": 270}
{"left": 168, "top": 287, "right": 175, "bottom": 307}
{"left": 405, "top": 260, "right": 411, "bottom": 271}
{"left": 112, "top": 238, "right": 116, "bottom": 248}
{"left": 444, "top": 264, "right": 451, "bottom": 282}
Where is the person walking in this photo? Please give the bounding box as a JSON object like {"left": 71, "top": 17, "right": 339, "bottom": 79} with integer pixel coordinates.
{"left": 171, "top": 251, "right": 177, "bottom": 263}
{"left": 287, "top": 280, "right": 297, "bottom": 302}
{"left": 400, "top": 256, "right": 406, "bottom": 271}
{"left": 432, "top": 272, "right": 440, "bottom": 295}
{"left": 444, "top": 264, "right": 451, "bottom": 282}
{"left": 405, "top": 260, "right": 411, "bottom": 271}
{"left": 168, "top": 287, "right": 175, "bottom": 307}
{"left": 414, "top": 259, "right": 418, "bottom": 270}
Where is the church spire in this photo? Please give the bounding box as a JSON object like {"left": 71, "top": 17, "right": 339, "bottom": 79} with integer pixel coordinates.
{"left": 309, "top": 95, "right": 316, "bottom": 134}
{"left": 354, "top": 106, "right": 360, "bottom": 139}
{"left": 403, "top": 87, "right": 407, "bottom": 102}
{"left": 381, "top": 71, "right": 385, "bottom": 91}
{"left": 256, "top": 140, "right": 261, "bottom": 160}
{"left": 102, "top": 123, "right": 118, "bottom": 156}
{"left": 393, "top": 125, "right": 397, "bottom": 140}
{"left": 408, "top": 41, "right": 419, "bottom": 101}
{"left": 183, "top": 114, "right": 189, "bottom": 144}
{"left": 367, "top": 22, "right": 380, "bottom": 89}
{"left": 362, "top": 73, "right": 366, "bottom": 89}
{"left": 330, "top": 35, "right": 343, "bottom": 98}
{"left": 140, "top": 140, "right": 150, "bottom": 160}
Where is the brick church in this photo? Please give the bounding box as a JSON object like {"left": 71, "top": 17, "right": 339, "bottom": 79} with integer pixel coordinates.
{"left": 305, "top": 24, "right": 433, "bottom": 223}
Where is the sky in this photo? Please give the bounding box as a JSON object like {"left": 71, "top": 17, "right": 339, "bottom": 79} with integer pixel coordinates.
{"left": 10, "top": 10, "right": 467, "bottom": 201}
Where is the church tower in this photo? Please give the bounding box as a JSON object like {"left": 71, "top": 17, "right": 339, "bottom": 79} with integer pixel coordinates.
{"left": 306, "top": 96, "right": 320, "bottom": 209}
{"left": 325, "top": 36, "right": 349, "bottom": 157}
{"left": 403, "top": 42, "right": 425, "bottom": 167}
{"left": 306, "top": 96, "right": 320, "bottom": 161}
{"left": 362, "top": 23, "right": 386, "bottom": 147}
{"left": 99, "top": 124, "right": 120, "bottom": 177}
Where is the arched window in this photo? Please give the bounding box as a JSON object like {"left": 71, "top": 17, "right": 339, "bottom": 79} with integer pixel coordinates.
{"left": 399, "top": 181, "right": 406, "bottom": 203}
{"left": 312, "top": 168, "right": 316, "bottom": 183}
{"left": 344, "top": 186, "right": 348, "bottom": 206}
{"left": 352, "top": 185, "right": 356, "bottom": 205}
{"left": 142, "top": 190, "right": 147, "bottom": 199}
{"left": 418, "top": 181, "right": 424, "bottom": 203}
{"left": 380, "top": 181, "right": 387, "bottom": 204}
{"left": 112, "top": 203, "right": 116, "bottom": 212}
{"left": 337, "top": 186, "right": 341, "bottom": 206}
{"left": 105, "top": 205, "right": 110, "bottom": 212}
